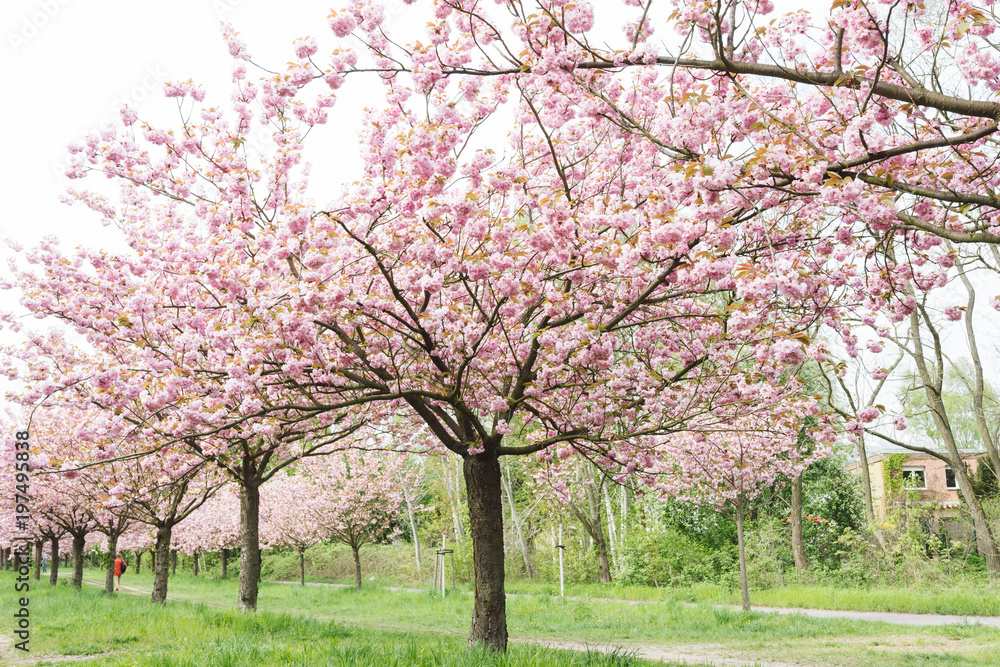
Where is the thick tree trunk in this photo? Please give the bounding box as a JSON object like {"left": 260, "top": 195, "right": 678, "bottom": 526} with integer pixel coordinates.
{"left": 49, "top": 537, "right": 60, "bottom": 586}
{"left": 238, "top": 481, "right": 262, "bottom": 611}
{"left": 105, "top": 534, "right": 118, "bottom": 594}
{"left": 33, "top": 541, "right": 42, "bottom": 581}
{"left": 352, "top": 545, "right": 362, "bottom": 590}
{"left": 71, "top": 533, "right": 86, "bottom": 589}
{"left": 193, "top": 552, "right": 199, "bottom": 577}
{"left": 791, "top": 474, "right": 807, "bottom": 570}
{"left": 736, "top": 505, "right": 751, "bottom": 611}
{"left": 463, "top": 453, "right": 507, "bottom": 652}
{"left": 221, "top": 548, "right": 229, "bottom": 578}
{"left": 299, "top": 548, "right": 306, "bottom": 586}
{"left": 152, "top": 525, "right": 173, "bottom": 604}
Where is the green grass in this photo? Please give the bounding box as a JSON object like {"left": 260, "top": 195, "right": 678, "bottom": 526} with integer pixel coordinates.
{"left": 0, "top": 574, "right": 652, "bottom": 667}
{"left": 684, "top": 583, "right": 1000, "bottom": 617}
{"left": 503, "top": 578, "right": 1000, "bottom": 617}
{"left": 5, "top": 568, "right": 1000, "bottom": 666}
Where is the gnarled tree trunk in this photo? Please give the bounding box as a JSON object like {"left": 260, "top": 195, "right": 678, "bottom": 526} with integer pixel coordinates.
{"left": 49, "top": 537, "right": 59, "bottom": 586}
{"left": 238, "top": 481, "right": 262, "bottom": 611}
{"left": 464, "top": 452, "right": 507, "bottom": 652}
{"left": 33, "top": 541, "right": 42, "bottom": 582}
{"left": 105, "top": 534, "right": 118, "bottom": 594}
{"left": 152, "top": 525, "right": 173, "bottom": 604}
{"left": 71, "top": 532, "right": 86, "bottom": 589}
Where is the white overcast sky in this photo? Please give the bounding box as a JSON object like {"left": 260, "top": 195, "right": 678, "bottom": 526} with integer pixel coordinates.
{"left": 0, "top": 0, "right": 385, "bottom": 251}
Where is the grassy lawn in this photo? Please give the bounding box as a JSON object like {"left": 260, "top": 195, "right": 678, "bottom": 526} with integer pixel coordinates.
{"left": 299, "top": 572, "right": 1000, "bottom": 617}
{"left": 501, "top": 579, "right": 1000, "bottom": 617}
{"left": 2, "top": 568, "right": 1000, "bottom": 666}
{"left": 2, "top": 571, "right": 645, "bottom": 667}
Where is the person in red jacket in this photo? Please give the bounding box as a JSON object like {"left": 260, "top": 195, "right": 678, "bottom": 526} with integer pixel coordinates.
{"left": 113, "top": 556, "right": 127, "bottom": 592}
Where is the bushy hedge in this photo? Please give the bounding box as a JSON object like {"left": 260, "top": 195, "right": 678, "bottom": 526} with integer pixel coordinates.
{"left": 617, "top": 529, "right": 737, "bottom": 587}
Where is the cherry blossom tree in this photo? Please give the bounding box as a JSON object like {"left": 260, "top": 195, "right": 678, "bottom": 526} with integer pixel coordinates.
{"left": 31, "top": 406, "right": 136, "bottom": 594}
{"left": 116, "top": 456, "right": 222, "bottom": 603}
{"left": 7, "top": 32, "right": 840, "bottom": 651}
{"left": 302, "top": 451, "right": 409, "bottom": 590}
{"left": 309, "top": 0, "right": 1000, "bottom": 642}
{"left": 118, "top": 524, "right": 157, "bottom": 575}
{"left": 654, "top": 408, "right": 829, "bottom": 611}
{"left": 18, "top": 406, "right": 106, "bottom": 591}
{"left": 8, "top": 0, "right": 1000, "bottom": 650}
{"left": 7, "top": 237, "right": 363, "bottom": 610}
{"left": 260, "top": 474, "right": 325, "bottom": 585}
{"left": 173, "top": 486, "right": 241, "bottom": 578}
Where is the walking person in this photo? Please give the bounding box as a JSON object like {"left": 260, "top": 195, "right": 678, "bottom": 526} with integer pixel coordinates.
{"left": 113, "top": 555, "right": 127, "bottom": 592}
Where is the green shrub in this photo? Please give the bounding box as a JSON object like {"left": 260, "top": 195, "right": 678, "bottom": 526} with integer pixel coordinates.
{"left": 617, "top": 529, "right": 735, "bottom": 587}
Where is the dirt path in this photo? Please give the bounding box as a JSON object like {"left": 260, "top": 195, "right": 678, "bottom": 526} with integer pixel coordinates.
{"left": 0, "top": 630, "right": 114, "bottom": 666}
{"left": 78, "top": 577, "right": 229, "bottom": 608}
{"left": 715, "top": 604, "right": 1000, "bottom": 628}
{"left": 514, "top": 637, "right": 796, "bottom": 666}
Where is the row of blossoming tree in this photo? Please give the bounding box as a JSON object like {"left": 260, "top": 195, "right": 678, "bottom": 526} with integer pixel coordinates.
{"left": 0, "top": 405, "right": 413, "bottom": 598}
{"left": 4, "top": 0, "right": 1000, "bottom": 651}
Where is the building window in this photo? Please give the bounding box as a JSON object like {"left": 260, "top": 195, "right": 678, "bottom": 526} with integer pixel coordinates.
{"left": 945, "top": 467, "right": 959, "bottom": 490}
{"left": 902, "top": 466, "right": 926, "bottom": 489}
